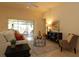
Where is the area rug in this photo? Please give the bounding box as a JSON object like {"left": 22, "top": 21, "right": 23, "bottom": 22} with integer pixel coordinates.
{"left": 26, "top": 38, "right": 79, "bottom": 57}
{"left": 29, "top": 40, "right": 59, "bottom": 57}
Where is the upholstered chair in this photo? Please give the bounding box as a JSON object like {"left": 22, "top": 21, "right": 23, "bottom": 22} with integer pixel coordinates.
{"left": 59, "top": 34, "right": 79, "bottom": 54}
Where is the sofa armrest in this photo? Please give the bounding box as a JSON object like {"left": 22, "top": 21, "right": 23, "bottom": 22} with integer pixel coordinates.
{"left": 16, "top": 40, "right": 28, "bottom": 45}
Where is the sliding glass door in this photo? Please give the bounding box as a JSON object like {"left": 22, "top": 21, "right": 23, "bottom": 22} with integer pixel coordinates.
{"left": 8, "top": 19, "right": 34, "bottom": 37}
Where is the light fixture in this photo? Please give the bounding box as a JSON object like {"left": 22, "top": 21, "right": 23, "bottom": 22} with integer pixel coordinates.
{"left": 26, "top": 6, "right": 30, "bottom": 8}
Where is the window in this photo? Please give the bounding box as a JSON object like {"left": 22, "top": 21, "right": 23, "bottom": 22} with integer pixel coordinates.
{"left": 8, "top": 19, "right": 34, "bottom": 37}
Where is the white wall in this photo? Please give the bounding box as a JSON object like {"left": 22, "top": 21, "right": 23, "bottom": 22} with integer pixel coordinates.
{"left": 0, "top": 5, "right": 46, "bottom": 36}
{"left": 44, "top": 3, "right": 79, "bottom": 50}
{"left": 60, "top": 3, "right": 79, "bottom": 38}
{"left": 60, "top": 3, "right": 79, "bottom": 50}
{"left": 44, "top": 3, "right": 79, "bottom": 38}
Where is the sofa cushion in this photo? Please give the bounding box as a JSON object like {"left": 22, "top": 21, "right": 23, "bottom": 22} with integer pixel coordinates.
{"left": 1, "top": 30, "right": 28, "bottom": 45}
{"left": 0, "top": 32, "right": 11, "bottom": 56}
{"left": 3, "top": 30, "right": 16, "bottom": 42}
{"left": 0, "top": 32, "right": 7, "bottom": 43}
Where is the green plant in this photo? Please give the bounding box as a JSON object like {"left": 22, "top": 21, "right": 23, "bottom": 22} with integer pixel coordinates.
{"left": 10, "top": 40, "right": 16, "bottom": 48}
{"left": 11, "top": 39, "right": 16, "bottom": 45}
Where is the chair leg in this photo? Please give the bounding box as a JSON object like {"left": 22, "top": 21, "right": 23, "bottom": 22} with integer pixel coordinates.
{"left": 61, "top": 47, "right": 62, "bottom": 52}
{"left": 58, "top": 43, "right": 60, "bottom": 47}
{"left": 74, "top": 48, "right": 76, "bottom": 54}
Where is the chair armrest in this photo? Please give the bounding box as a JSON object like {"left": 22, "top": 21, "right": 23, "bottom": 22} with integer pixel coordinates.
{"left": 59, "top": 40, "right": 68, "bottom": 43}
{"left": 59, "top": 40, "right": 69, "bottom": 47}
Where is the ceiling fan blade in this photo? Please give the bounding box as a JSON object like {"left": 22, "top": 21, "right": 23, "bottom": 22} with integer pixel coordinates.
{"left": 26, "top": 2, "right": 39, "bottom": 8}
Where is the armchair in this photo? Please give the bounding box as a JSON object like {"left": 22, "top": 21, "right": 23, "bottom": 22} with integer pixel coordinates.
{"left": 59, "top": 34, "right": 79, "bottom": 54}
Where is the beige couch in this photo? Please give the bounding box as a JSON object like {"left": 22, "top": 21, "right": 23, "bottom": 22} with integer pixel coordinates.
{"left": 0, "top": 30, "right": 28, "bottom": 57}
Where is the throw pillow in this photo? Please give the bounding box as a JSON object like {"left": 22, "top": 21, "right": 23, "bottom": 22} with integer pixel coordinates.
{"left": 15, "top": 31, "right": 24, "bottom": 41}
{"left": 3, "top": 30, "right": 16, "bottom": 42}
{"left": 66, "top": 33, "right": 74, "bottom": 43}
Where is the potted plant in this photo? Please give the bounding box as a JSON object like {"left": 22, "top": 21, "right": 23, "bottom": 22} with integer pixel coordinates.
{"left": 10, "top": 39, "right": 16, "bottom": 48}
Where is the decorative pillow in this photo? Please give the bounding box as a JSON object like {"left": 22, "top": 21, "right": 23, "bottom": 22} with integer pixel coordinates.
{"left": 66, "top": 33, "right": 74, "bottom": 43}
{"left": 15, "top": 31, "right": 24, "bottom": 41}
{"left": 3, "top": 30, "right": 16, "bottom": 42}
{"left": 15, "top": 35, "right": 28, "bottom": 45}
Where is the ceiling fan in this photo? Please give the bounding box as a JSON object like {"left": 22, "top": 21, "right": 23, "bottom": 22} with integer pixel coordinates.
{"left": 26, "top": 2, "right": 39, "bottom": 8}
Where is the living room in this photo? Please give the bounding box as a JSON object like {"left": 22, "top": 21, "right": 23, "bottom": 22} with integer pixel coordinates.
{"left": 0, "top": 2, "right": 79, "bottom": 57}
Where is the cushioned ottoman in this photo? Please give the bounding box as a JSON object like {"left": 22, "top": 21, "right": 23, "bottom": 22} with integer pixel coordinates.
{"left": 5, "top": 44, "right": 31, "bottom": 57}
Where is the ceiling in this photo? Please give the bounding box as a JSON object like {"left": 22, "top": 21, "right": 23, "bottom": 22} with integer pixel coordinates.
{"left": 0, "top": 2, "right": 63, "bottom": 13}
{"left": 17, "top": 2, "right": 63, "bottom": 12}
